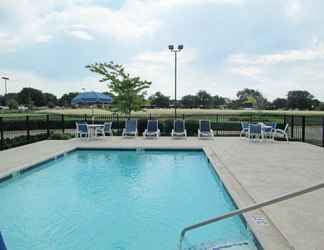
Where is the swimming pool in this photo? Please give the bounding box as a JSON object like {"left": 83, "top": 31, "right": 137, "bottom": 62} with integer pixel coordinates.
{"left": 0, "top": 149, "right": 259, "bottom": 250}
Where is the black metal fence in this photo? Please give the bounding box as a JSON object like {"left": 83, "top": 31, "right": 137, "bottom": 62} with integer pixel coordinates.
{"left": 1, "top": 113, "right": 324, "bottom": 150}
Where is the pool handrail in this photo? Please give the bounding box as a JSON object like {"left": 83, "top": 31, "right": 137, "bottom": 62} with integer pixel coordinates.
{"left": 0, "top": 231, "right": 7, "bottom": 250}
{"left": 178, "top": 181, "right": 324, "bottom": 250}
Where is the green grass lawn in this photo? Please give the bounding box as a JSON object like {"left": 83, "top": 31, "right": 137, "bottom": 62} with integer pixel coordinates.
{"left": 1, "top": 108, "right": 324, "bottom": 117}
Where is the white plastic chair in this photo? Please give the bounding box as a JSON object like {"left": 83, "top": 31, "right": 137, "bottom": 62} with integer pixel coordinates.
{"left": 273, "top": 124, "right": 289, "bottom": 141}
{"left": 95, "top": 122, "right": 113, "bottom": 137}
{"left": 240, "top": 122, "right": 249, "bottom": 137}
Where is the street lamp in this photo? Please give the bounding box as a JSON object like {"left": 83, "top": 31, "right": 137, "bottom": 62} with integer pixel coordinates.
{"left": 1, "top": 76, "right": 9, "bottom": 96}
{"left": 168, "top": 44, "right": 183, "bottom": 118}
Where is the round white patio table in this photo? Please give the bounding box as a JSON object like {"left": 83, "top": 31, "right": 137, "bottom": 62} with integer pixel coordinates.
{"left": 87, "top": 124, "right": 104, "bottom": 138}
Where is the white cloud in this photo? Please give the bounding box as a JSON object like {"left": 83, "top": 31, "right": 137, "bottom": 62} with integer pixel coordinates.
{"left": 126, "top": 48, "right": 231, "bottom": 98}
{"left": 0, "top": 0, "right": 246, "bottom": 53}
{"left": 226, "top": 43, "right": 324, "bottom": 100}
{"left": 228, "top": 43, "right": 324, "bottom": 65}
{"left": 158, "top": 0, "right": 244, "bottom": 8}
{"left": 285, "top": 0, "right": 304, "bottom": 21}
{"left": 69, "top": 30, "right": 94, "bottom": 40}
{"left": 35, "top": 35, "right": 52, "bottom": 43}
{"left": 230, "top": 67, "right": 262, "bottom": 77}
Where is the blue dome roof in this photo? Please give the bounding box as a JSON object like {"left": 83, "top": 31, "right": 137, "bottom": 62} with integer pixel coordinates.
{"left": 71, "top": 91, "right": 112, "bottom": 105}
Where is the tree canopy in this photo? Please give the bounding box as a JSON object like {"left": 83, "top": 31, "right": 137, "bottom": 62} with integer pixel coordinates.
{"left": 236, "top": 88, "right": 268, "bottom": 109}
{"left": 287, "top": 90, "right": 314, "bottom": 110}
{"left": 272, "top": 98, "right": 288, "bottom": 109}
{"left": 149, "top": 92, "right": 170, "bottom": 108}
{"left": 86, "top": 62, "right": 151, "bottom": 114}
{"left": 18, "top": 88, "right": 46, "bottom": 107}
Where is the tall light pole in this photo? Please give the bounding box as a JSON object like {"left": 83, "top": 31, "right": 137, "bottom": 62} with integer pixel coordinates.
{"left": 1, "top": 76, "right": 9, "bottom": 96}
{"left": 168, "top": 44, "right": 183, "bottom": 118}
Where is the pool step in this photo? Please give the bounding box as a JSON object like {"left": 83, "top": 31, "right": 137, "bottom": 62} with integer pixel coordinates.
{"left": 184, "top": 241, "right": 251, "bottom": 250}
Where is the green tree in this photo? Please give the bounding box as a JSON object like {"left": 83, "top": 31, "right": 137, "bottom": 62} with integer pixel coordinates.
{"left": 0, "top": 95, "right": 4, "bottom": 106}
{"left": 59, "top": 92, "right": 79, "bottom": 107}
{"left": 86, "top": 62, "right": 151, "bottom": 114}
{"left": 43, "top": 93, "right": 57, "bottom": 107}
{"left": 7, "top": 99, "right": 19, "bottom": 110}
{"left": 272, "top": 98, "right": 287, "bottom": 109}
{"left": 148, "top": 92, "right": 170, "bottom": 108}
{"left": 181, "top": 95, "right": 197, "bottom": 108}
{"left": 3, "top": 93, "right": 18, "bottom": 106}
{"left": 196, "top": 90, "right": 213, "bottom": 108}
{"left": 287, "top": 90, "right": 314, "bottom": 110}
{"left": 18, "top": 87, "right": 45, "bottom": 107}
{"left": 212, "top": 95, "right": 226, "bottom": 107}
{"left": 311, "top": 99, "right": 321, "bottom": 110}
{"left": 236, "top": 88, "right": 268, "bottom": 109}
{"left": 318, "top": 102, "right": 324, "bottom": 111}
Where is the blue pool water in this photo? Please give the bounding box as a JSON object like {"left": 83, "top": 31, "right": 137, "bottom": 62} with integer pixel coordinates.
{"left": 0, "top": 150, "right": 258, "bottom": 250}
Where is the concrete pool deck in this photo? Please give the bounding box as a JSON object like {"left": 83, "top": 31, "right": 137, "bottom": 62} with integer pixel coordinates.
{"left": 1, "top": 137, "right": 324, "bottom": 250}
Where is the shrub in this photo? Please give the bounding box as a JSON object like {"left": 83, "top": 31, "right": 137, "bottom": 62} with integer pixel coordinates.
{"left": 48, "top": 133, "right": 74, "bottom": 140}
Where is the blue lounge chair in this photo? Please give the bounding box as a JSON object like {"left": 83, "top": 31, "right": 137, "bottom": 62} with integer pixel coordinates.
{"left": 143, "top": 120, "right": 160, "bottom": 138}
{"left": 172, "top": 119, "right": 187, "bottom": 137}
{"left": 198, "top": 120, "right": 214, "bottom": 137}
{"left": 75, "top": 121, "right": 89, "bottom": 139}
{"left": 248, "top": 124, "right": 263, "bottom": 140}
{"left": 240, "top": 122, "right": 249, "bottom": 137}
{"left": 0, "top": 232, "right": 7, "bottom": 250}
{"left": 273, "top": 124, "right": 289, "bottom": 141}
{"left": 122, "top": 120, "right": 138, "bottom": 137}
{"left": 96, "top": 122, "right": 113, "bottom": 137}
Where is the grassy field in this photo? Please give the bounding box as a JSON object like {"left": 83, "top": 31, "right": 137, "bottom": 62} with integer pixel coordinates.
{"left": 40, "top": 108, "right": 324, "bottom": 116}
{"left": 1, "top": 108, "right": 324, "bottom": 117}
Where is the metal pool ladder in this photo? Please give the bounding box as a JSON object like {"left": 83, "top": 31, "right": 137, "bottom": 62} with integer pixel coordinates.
{"left": 178, "top": 182, "right": 324, "bottom": 250}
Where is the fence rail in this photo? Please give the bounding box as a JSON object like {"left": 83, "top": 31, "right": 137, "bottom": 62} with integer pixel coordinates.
{"left": 0, "top": 113, "right": 324, "bottom": 150}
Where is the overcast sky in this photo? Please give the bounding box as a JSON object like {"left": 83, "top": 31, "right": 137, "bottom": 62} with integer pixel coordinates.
{"left": 0, "top": 0, "right": 324, "bottom": 100}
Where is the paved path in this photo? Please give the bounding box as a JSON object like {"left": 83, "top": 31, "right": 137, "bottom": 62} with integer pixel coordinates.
{"left": 1, "top": 137, "right": 324, "bottom": 249}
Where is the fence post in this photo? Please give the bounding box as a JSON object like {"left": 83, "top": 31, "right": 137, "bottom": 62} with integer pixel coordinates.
{"left": 215, "top": 115, "right": 218, "bottom": 136}
{"left": 291, "top": 115, "right": 294, "bottom": 139}
{"left": 149, "top": 112, "right": 152, "bottom": 120}
{"left": 26, "top": 115, "right": 30, "bottom": 142}
{"left": 61, "top": 114, "right": 65, "bottom": 134}
{"left": 302, "top": 116, "right": 305, "bottom": 142}
{"left": 283, "top": 115, "right": 287, "bottom": 127}
{"left": 322, "top": 117, "right": 324, "bottom": 147}
{"left": 116, "top": 114, "right": 119, "bottom": 135}
{"left": 84, "top": 114, "right": 87, "bottom": 122}
{"left": 46, "top": 114, "right": 50, "bottom": 137}
{"left": 182, "top": 113, "right": 185, "bottom": 120}
{"left": 0, "top": 117, "right": 3, "bottom": 150}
